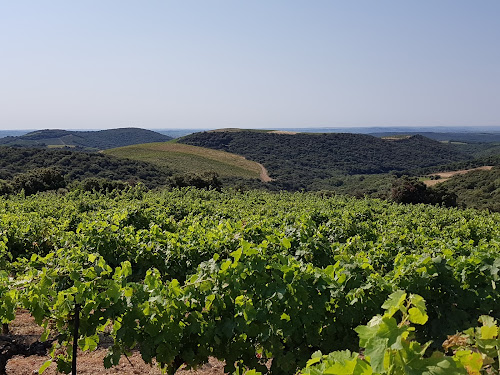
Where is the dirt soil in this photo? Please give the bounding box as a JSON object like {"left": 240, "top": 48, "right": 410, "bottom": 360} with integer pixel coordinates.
{"left": 257, "top": 163, "right": 273, "bottom": 182}
{"left": 268, "top": 131, "right": 298, "bottom": 135}
{"left": 423, "top": 166, "right": 494, "bottom": 186}
{"left": 4, "top": 311, "right": 226, "bottom": 375}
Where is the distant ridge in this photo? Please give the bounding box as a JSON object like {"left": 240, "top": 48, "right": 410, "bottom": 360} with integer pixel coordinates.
{"left": 369, "top": 131, "right": 500, "bottom": 143}
{"left": 0, "top": 127, "right": 172, "bottom": 150}
{"left": 180, "top": 130, "right": 471, "bottom": 190}
{"left": 208, "top": 128, "right": 272, "bottom": 133}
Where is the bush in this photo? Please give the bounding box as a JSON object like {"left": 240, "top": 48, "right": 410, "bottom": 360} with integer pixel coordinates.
{"left": 0, "top": 180, "right": 12, "bottom": 196}
{"left": 168, "top": 172, "right": 222, "bottom": 190}
{"left": 75, "top": 177, "right": 130, "bottom": 193}
{"left": 11, "top": 168, "right": 66, "bottom": 195}
{"left": 390, "top": 176, "right": 456, "bottom": 207}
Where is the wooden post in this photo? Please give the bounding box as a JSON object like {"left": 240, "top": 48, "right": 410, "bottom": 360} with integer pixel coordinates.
{"left": 72, "top": 304, "right": 80, "bottom": 375}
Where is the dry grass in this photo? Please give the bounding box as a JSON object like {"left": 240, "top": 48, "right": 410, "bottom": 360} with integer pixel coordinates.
{"left": 105, "top": 142, "right": 273, "bottom": 181}
{"left": 268, "top": 131, "right": 298, "bottom": 135}
{"left": 423, "top": 166, "right": 494, "bottom": 186}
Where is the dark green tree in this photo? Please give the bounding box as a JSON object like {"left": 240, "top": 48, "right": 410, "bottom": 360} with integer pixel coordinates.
{"left": 390, "top": 176, "right": 457, "bottom": 207}
{"left": 12, "top": 167, "right": 66, "bottom": 195}
{"left": 168, "top": 172, "right": 222, "bottom": 190}
{"left": 390, "top": 176, "right": 429, "bottom": 204}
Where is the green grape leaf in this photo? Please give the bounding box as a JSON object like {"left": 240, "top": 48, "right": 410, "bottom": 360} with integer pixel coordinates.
{"left": 38, "top": 359, "right": 52, "bottom": 374}
{"left": 280, "top": 313, "right": 291, "bottom": 321}
{"left": 121, "top": 261, "right": 132, "bottom": 278}
{"left": 244, "top": 370, "right": 262, "bottom": 375}
{"left": 282, "top": 238, "right": 291, "bottom": 250}
{"left": 106, "top": 283, "right": 121, "bottom": 302}
{"left": 479, "top": 315, "right": 498, "bottom": 339}
{"left": 416, "top": 353, "right": 466, "bottom": 375}
{"left": 364, "top": 336, "right": 388, "bottom": 373}
{"left": 231, "top": 248, "right": 243, "bottom": 263}
{"left": 205, "top": 294, "right": 216, "bottom": 310}
{"left": 306, "top": 356, "right": 322, "bottom": 367}
{"left": 40, "top": 328, "right": 50, "bottom": 342}
{"left": 480, "top": 325, "right": 498, "bottom": 340}
{"left": 378, "top": 316, "right": 407, "bottom": 348}
{"left": 453, "top": 350, "right": 482, "bottom": 375}
{"left": 324, "top": 360, "right": 357, "bottom": 374}
{"left": 123, "top": 286, "right": 134, "bottom": 298}
{"left": 78, "top": 336, "right": 99, "bottom": 351}
{"left": 381, "top": 290, "right": 406, "bottom": 316}
{"left": 409, "top": 307, "right": 428, "bottom": 325}
{"left": 352, "top": 360, "right": 372, "bottom": 375}
{"left": 169, "top": 279, "right": 182, "bottom": 296}
{"left": 408, "top": 294, "right": 428, "bottom": 325}
{"left": 311, "top": 350, "right": 323, "bottom": 359}
{"left": 103, "top": 354, "right": 112, "bottom": 369}
{"left": 355, "top": 317, "right": 381, "bottom": 347}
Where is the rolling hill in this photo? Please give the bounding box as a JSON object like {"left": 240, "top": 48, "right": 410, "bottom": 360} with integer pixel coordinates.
{"left": 104, "top": 142, "right": 270, "bottom": 182}
{"left": 438, "top": 166, "right": 500, "bottom": 211}
{"left": 180, "top": 130, "right": 471, "bottom": 190}
{"left": 0, "top": 147, "right": 172, "bottom": 188}
{"left": 0, "top": 128, "right": 172, "bottom": 150}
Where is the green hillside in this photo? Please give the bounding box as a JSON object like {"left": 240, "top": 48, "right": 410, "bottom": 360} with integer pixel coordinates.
{"left": 104, "top": 142, "right": 270, "bottom": 182}
{"left": 0, "top": 127, "right": 172, "bottom": 150}
{"left": 439, "top": 166, "right": 500, "bottom": 211}
{"left": 0, "top": 147, "right": 172, "bottom": 188}
{"left": 180, "top": 130, "right": 471, "bottom": 190}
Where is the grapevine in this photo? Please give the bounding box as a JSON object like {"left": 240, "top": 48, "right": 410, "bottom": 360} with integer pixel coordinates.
{"left": 0, "top": 188, "right": 499, "bottom": 374}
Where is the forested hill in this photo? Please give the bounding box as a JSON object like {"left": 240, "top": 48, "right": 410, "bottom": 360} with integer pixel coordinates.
{"left": 0, "top": 147, "right": 172, "bottom": 187}
{"left": 0, "top": 127, "right": 172, "bottom": 150}
{"left": 439, "top": 166, "right": 500, "bottom": 212}
{"left": 180, "top": 130, "right": 471, "bottom": 189}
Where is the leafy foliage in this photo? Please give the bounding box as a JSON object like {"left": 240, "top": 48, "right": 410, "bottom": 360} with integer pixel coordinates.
{"left": 0, "top": 146, "right": 173, "bottom": 189}
{"left": 302, "top": 292, "right": 500, "bottom": 375}
{"left": 73, "top": 177, "right": 133, "bottom": 194}
{"left": 168, "top": 171, "right": 222, "bottom": 190}
{"left": 12, "top": 167, "right": 66, "bottom": 195}
{"left": 0, "top": 189, "right": 499, "bottom": 374}
{"left": 390, "top": 176, "right": 457, "bottom": 207}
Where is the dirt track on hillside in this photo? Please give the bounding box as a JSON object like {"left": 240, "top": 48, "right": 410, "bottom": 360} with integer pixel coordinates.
{"left": 258, "top": 163, "right": 273, "bottom": 182}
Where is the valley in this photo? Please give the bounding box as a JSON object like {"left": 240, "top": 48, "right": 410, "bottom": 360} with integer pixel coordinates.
{"left": 0, "top": 127, "right": 499, "bottom": 211}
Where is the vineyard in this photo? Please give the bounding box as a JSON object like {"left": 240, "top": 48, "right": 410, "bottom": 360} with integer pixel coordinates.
{"left": 1, "top": 188, "right": 500, "bottom": 374}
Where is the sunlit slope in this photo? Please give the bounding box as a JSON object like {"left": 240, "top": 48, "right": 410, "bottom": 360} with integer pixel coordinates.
{"left": 104, "top": 142, "right": 267, "bottom": 180}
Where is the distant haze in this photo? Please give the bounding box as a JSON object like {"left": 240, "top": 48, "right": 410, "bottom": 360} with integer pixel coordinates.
{"left": 1, "top": 1, "right": 499, "bottom": 130}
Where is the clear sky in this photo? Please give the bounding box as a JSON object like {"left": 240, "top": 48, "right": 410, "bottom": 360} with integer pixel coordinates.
{"left": 1, "top": 1, "right": 499, "bottom": 130}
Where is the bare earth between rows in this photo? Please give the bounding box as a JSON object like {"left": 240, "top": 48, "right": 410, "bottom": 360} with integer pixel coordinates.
{"left": 4, "top": 311, "right": 226, "bottom": 375}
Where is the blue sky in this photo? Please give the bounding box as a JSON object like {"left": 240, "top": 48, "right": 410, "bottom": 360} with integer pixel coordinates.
{"left": 1, "top": 1, "right": 499, "bottom": 130}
